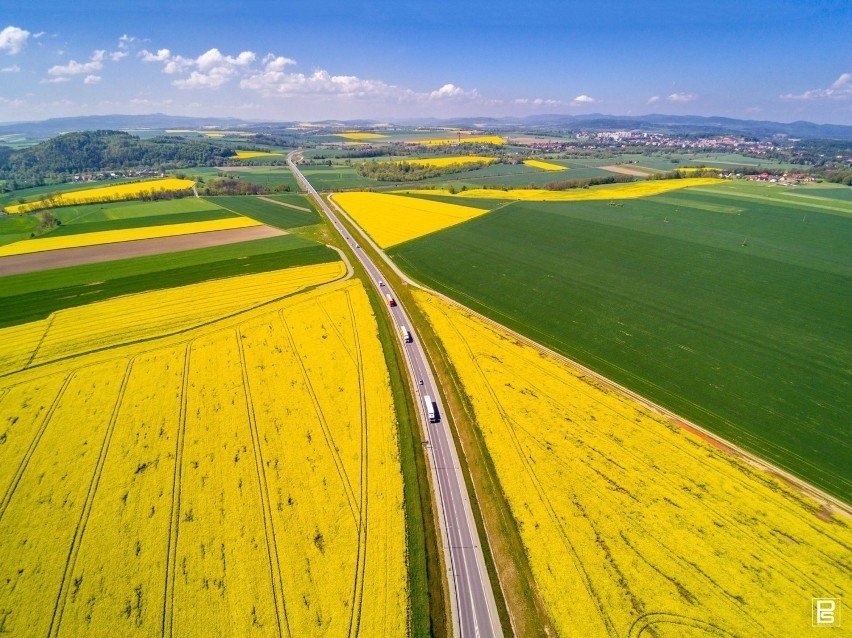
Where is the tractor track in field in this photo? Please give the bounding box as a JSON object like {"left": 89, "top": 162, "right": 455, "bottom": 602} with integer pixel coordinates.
{"left": 48, "top": 359, "right": 134, "bottom": 638}
{"left": 237, "top": 326, "right": 292, "bottom": 638}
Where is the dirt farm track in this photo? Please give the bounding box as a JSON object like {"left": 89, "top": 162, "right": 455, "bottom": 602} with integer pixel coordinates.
{"left": 0, "top": 225, "right": 285, "bottom": 276}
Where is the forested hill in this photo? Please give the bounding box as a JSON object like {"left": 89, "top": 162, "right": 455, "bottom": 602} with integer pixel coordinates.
{"left": 0, "top": 130, "right": 235, "bottom": 184}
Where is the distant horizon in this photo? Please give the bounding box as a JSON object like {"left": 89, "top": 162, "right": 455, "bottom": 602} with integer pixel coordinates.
{"left": 1, "top": 1, "right": 850, "bottom": 124}
{"left": 2, "top": 110, "right": 852, "bottom": 130}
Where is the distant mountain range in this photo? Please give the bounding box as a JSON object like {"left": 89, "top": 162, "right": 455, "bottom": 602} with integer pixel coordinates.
{"left": 1, "top": 112, "right": 851, "bottom": 141}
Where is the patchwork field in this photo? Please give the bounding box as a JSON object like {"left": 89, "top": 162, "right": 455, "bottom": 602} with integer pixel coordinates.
{"left": 415, "top": 290, "right": 850, "bottom": 638}
{"left": 405, "top": 156, "right": 498, "bottom": 168}
{"left": 444, "top": 177, "right": 721, "bottom": 201}
{"left": 4, "top": 178, "right": 196, "bottom": 214}
{"left": 209, "top": 195, "right": 320, "bottom": 229}
{"left": 0, "top": 225, "right": 286, "bottom": 277}
{"left": 0, "top": 268, "right": 409, "bottom": 637}
{"left": 0, "top": 234, "right": 338, "bottom": 328}
{"left": 415, "top": 135, "right": 505, "bottom": 146}
{"left": 334, "top": 132, "right": 389, "bottom": 140}
{"left": 523, "top": 159, "right": 568, "bottom": 171}
{"left": 233, "top": 150, "right": 283, "bottom": 159}
{"left": 332, "top": 191, "right": 490, "bottom": 248}
{"left": 0, "top": 216, "right": 263, "bottom": 257}
{"left": 390, "top": 185, "right": 852, "bottom": 500}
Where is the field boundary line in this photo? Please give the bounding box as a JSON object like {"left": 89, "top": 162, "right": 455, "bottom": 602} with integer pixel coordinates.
{"left": 0, "top": 264, "right": 350, "bottom": 382}
{"left": 236, "top": 326, "right": 292, "bottom": 638}
{"left": 48, "top": 358, "right": 134, "bottom": 638}
{"left": 0, "top": 372, "right": 75, "bottom": 520}
{"left": 329, "top": 193, "right": 852, "bottom": 515}
{"left": 433, "top": 293, "right": 852, "bottom": 516}
{"left": 279, "top": 308, "right": 360, "bottom": 526}
{"left": 23, "top": 313, "right": 55, "bottom": 370}
{"left": 162, "top": 344, "right": 192, "bottom": 638}
{"left": 346, "top": 290, "right": 369, "bottom": 638}
{"left": 257, "top": 195, "right": 312, "bottom": 212}
{"left": 493, "top": 335, "right": 840, "bottom": 600}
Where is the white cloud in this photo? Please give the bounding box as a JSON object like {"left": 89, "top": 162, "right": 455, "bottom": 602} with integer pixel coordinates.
{"left": 139, "top": 48, "right": 171, "bottom": 63}
{"left": 781, "top": 72, "right": 852, "bottom": 101}
{"left": 0, "top": 26, "right": 30, "bottom": 55}
{"left": 84, "top": 74, "right": 102, "bottom": 85}
{"left": 40, "top": 76, "right": 70, "bottom": 84}
{"left": 1, "top": 64, "right": 20, "bottom": 73}
{"left": 110, "top": 50, "right": 128, "bottom": 62}
{"left": 647, "top": 95, "right": 660, "bottom": 105}
{"left": 667, "top": 92, "right": 696, "bottom": 103}
{"left": 430, "top": 83, "right": 462, "bottom": 99}
{"left": 263, "top": 54, "right": 296, "bottom": 71}
{"left": 240, "top": 56, "right": 411, "bottom": 100}
{"left": 143, "top": 47, "right": 257, "bottom": 89}
{"left": 48, "top": 50, "right": 105, "bottom": 76}
{"left": 515, "top": 96, "right": 571, "bottom": 107}
{"left": 571, "top": 94, "right": 597, "bottom": 105}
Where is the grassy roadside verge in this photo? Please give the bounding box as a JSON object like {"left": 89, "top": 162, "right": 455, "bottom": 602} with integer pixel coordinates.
{"left": 327, "top": 195, "right": 556, "bottom": 636}
{"left": 365, "top": 276, "right": 446, "bottom": 638}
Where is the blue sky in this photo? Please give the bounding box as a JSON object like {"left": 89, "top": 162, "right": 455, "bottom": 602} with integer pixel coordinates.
{"left": 1, "top": 0, "right": 850, "bottom": 124}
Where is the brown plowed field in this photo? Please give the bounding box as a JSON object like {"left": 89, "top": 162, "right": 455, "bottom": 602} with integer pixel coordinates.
{"left": 0, "top": 224, "right": 285, "bottom": 276}
{"left": 600, "top": 164, "right": 655, "bottom": 176}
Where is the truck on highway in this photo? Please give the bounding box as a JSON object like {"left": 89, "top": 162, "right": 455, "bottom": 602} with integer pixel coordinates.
{"left": 423, "top": 395, "right": 437, "bottom": 423}
{"left": 400, "top": 325, "right": 412, "bottom": 343}
{"left": 385, "top": 293, "right": 396, "bottom": 307}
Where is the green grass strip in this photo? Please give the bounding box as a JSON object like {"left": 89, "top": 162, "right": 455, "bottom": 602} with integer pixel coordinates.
{"left": 0, "top": 236, "right": 337, "bottom": 327}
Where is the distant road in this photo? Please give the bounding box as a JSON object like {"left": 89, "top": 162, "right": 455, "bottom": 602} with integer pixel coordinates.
{"left": 287, "top": 152, "right": 502, "bottom": 638}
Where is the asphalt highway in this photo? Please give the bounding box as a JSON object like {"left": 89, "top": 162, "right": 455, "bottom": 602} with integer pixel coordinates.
{"left": 287, "top": 153, "right": 502, "bottom": 638}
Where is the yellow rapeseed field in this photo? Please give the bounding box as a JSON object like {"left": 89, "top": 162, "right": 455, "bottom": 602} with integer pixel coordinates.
{"left": 448, "top": 177, "right": 722, "bottom": 201}
{"left": 415, "top": 135, "right": 505, "bottom": 146}
{"left": 523, "top": 159, "right": 567, "bottom": 171}
{"left": 233, "top": 150, "right": 283, "bottom": 159}
{"left": 0, "top": 216, "right": 261, "bottom": 258}
{"left": 0, "top": 270, "right": 408, "bottom": 637}
{"left": 415, "top": 290, "right": 851, "bottom": 638}
{"left": 0, "top": 262, "right": 345, "bottom": 374}
{"left": 335, "top": 132, "right": 389, "bottom": 140}
{"left": 676, "top": 166, "right": 720, "bottom": 174}
{"left": 4, "top": 178, "right": 196, "bottom": 214}
{"left": 405, "top": 155, "right": 498, "bottom": 168}
{"left": 332, "top": 191, "right": 490, "bottom": 248}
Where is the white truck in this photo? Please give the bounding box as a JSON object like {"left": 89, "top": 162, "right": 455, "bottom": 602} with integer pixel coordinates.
{"left": 423, "top": 394, "right": 437, "bottom": 423}
{"left": 400, "top": 325, "right": 412, "bottom": 343}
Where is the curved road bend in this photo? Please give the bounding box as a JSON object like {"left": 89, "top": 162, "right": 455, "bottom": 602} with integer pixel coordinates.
{"left": 287, "top": 153, "right": 502, "bottom": 638}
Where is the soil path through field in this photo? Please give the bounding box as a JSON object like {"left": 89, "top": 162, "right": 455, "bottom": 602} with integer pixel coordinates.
{"left": 257, "top": 196, "right": 312, "bottom": 212}
{"left": 600, "top": 164, "right": 655, "bottom": 177}
{"left": 0, "top": 225, "right": 285, "bottom": 276}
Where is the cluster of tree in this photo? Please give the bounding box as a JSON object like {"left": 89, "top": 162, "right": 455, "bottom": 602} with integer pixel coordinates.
{"left": 821, "top": 169, "right": 852, "bottom": 185}
{"left": 313, "top": 148, "right": 390, "bottom": 160}
{"left": 0, "top": 131, "right": 236, "bottom": 187}
{"left": 543, "top": 174, "right": 634, "bottom": 190}
{"left": 356, "top": 159, "right": 494, "bottom": 182}
{"left": 200, "top": 177, "right": 291, "bottom": 196}
{"left": 32, "top": 211, "right": 60, "bottom": 236}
